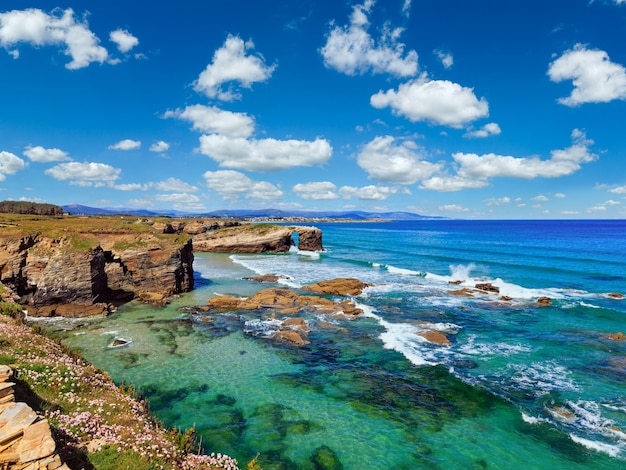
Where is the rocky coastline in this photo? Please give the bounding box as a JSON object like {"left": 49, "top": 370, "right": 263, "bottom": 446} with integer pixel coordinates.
{"left": 0, "top": 215, "right": 323, "bottom": 318}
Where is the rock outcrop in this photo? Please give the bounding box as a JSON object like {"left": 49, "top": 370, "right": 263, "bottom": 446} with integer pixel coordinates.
{"left": 0, "top": 366, "right": 69, "bottom": 469}
{"left": 303, "top": 278, "right": 371, "bottom": 296}
{"left": 192, "top": 224, "right": 324, "bottom": 253}
{"left": 0, "top": 232, "right": 194, "bottom": 315}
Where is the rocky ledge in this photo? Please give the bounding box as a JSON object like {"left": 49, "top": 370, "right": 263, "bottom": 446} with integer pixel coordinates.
{"left": 0, "top": 231, "right": 193, "bottom": 317}
{"left": 192, "top": 224, "right": 323, "bottom": 253}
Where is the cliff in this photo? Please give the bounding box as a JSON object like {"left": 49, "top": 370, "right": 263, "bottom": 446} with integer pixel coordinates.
{"left": 0, "top": 216, "right": 194, "bottom": 316}
{"left": 192, "top": 224, "right": 323, "bottom": 253}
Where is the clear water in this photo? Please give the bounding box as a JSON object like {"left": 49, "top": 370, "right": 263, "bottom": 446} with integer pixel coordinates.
{"left": 42, "top": 220, "right": 626, "bottom": 469}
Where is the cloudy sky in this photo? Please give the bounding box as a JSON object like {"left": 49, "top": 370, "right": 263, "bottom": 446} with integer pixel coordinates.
{"left": 1, "top": 0, "right": 626, "bottom": 218}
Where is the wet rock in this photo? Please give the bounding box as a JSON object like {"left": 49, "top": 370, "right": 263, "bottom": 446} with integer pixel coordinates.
{"left": 282, "top": 318, "right": 308, "bottom": 330}
{"left": 276, "top": 330, "right": 310, "bottom": 346}
{"left": 311, "top": 445, "right": 343, "bottom": 470}
{"left": 303, "top": 278, "right": 371, "bottom": 296}
{"left": 448, "top": 288, "right": 474, "bottom": 297}
{"left": 537, "top": 296, "right": 552, "bottom": 307}
{"left": 603, "top": 332, "right": 626, "bottom": 341}
{"left": 417, "top": 330, "right": 451, "bottom": 346}
{"left": 448, "top": 280, "right": 463, "bottom": 285}
{"left": 500, "top": 295, "right": 513, "bottom": 302}
{"left": 293, "top": 226, "right": 324, "bottom": 251}
{"left": 452, "top": 360, "right": 479, "bottom": 369}
{"left": 607, "top": 292, "right": 624, "bottom": 299}
{"left": 206, "top": 295, "right": 240, "bottom": 310}
{"left": 244, "top": 274, "right": 287, "bottom": 283}
{"left": 475, "top": 283, "right": 500, "bottom": 294}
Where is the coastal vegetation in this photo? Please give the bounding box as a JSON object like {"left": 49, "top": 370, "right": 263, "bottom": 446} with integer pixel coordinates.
{"left": 0, "top": 200, "right": 63, "bottom": 216}
{"left": 0, "top": 304, "right": 241, "bottom": 469}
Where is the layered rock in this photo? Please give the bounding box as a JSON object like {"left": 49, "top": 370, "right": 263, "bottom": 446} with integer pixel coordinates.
{"left": 0, "top": 367, "right": 69, "bottom": 469}
{"left": 192, "top": 224, "right": 323, "bottom": 253}
{"left": 0, "top": 232, "right": 194, "bottom": 315}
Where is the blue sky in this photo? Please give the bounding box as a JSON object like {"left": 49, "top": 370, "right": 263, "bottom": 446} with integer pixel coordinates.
{"left": 1, "top": 0, "right": 626, "bottom": 218}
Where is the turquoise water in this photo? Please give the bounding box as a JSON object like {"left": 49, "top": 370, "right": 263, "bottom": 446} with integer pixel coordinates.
{"left": 42, "top": 220, "right": 626, "bottom": 469}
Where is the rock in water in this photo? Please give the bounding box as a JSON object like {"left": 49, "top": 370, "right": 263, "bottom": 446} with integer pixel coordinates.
{"left": 311, "top": 445, "right": 344, "bottom": 470}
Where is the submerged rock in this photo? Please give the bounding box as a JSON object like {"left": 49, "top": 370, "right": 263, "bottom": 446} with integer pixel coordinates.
{"left": 311, "top": 445, "right": 343, "bottom": 470}
{"left": 243, "top": 274, "right": 288, "bottom": 283}
{"left": 275, "top": 330, "right": 310, "bottom": 346}
{"left": 448, "top": 288, "right": 474, "bottom": 297}
{"left": 602, "top": 332, "right": 626, "bottom": 341}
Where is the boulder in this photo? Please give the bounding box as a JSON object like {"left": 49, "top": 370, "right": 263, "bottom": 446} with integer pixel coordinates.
{"left": 475, "top": 283, "right": 500, "bottom": 294}
{"left": 303, "top": 278, "right": 371, "bottom": 296}
{"left": 417, "top": 330, "right": 451, "bottom": 346}
{"left": 537, "top": 296, "right": 552, "bottom": 307}
{"left": 282, "top": 317, "right": 308, "bottom": 329}
{"left": 607, "top": 292, "right": 624, "bottom": 299}
{"left": 276, "top": 330, "right": 310, "bottom": 346}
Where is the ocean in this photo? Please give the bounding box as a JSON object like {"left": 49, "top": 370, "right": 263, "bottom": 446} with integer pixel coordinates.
{"left": 45, "top": 220, "right": 626, "bottom": 469}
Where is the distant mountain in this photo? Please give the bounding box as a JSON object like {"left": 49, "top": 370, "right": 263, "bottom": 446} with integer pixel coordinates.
{"left": 62, "top": 204, "right": 439, "bottom": 220}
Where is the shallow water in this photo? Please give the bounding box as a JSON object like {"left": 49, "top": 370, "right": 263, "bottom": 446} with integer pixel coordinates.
{"left": 42, "top": 220, "right": 626, "bottom": 469}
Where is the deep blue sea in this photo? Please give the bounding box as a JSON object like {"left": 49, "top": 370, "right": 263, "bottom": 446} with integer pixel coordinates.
{"left": 44, "top": 220, "right": 626, "bottom": 469}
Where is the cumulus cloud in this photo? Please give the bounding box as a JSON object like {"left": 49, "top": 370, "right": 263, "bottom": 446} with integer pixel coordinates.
{"left": 203, "top": 170, "right": 283, "bottom": 201}
{"left": 194, "top": 35, "right": 276, "bottom": 101}
{"left": 23, "top": 145, "right": 70, "bottom": 162}
{"left": 339, "top": 185, "right": 399, "bottom": 200}
{"left": 532, "top": 194, "right": 549, "bottom": 201}
{"left": 320, "top": 0, "right": 418, "bottom": 77}
{"left": 434, "top": 49, "right": 453, "bottom": 69}
{"left": 464, "top": 122, "right": 501, "bottom": 139}
{"left": 293, "top": 182, "right": 339, "bottom": 200}
{"left": 165, "top": 105, "right": 255, "bottom": 139}
{"left": 485, "top": 196, "right": 510, "bottom": 206}
{"left": 149, "top": 141, "right": 170, "bottom": 153}
{"left": 45, "top": 161, "right": 121, "bottom": 184}
{"left": 371, "top": 74, "right": 489, "bottom": 127}
{"left": 421, "top": 129, "right": 597, "bottom": 191}
{"left": 198, "top": 134, "right": 332, "bottom": 171}
{"left": 153, "top": 177, "right": 197, "bottom": 192}
{"left": 109, "top": 29, "right": 138, "bottom": 53}
{"left": 439, "top": 204, "right": 469, "bottom": 212}
{"left": 357, "top": 135, "right": 440, "bottom": 184}
{"left": 548, "top": 44, "right": 626, "bottom": 106}
{"left": 108, "top": 139, "right": 141, "bottom": 151}
{"left": 0, "top": 8, "right": 109, "bottom": 69}
{"left": 0, "top": 151, "right": 26, "bottom": 181}
{"left": 609, "top": 185, "right": 626, "bottom": 194}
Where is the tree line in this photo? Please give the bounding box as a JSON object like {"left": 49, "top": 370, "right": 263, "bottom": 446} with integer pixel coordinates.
{"left": 0, "top": 201, "right": 63, "bottom": 215}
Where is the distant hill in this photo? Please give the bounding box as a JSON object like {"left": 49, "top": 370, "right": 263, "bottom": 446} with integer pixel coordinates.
{"left": 62, "top": 204, "right": 439, "bottom": 221}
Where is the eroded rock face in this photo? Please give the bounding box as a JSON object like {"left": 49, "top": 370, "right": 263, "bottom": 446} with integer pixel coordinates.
{"left": 293, "top": 226, "right": 323, "bottom": 251}
{"left": 0, "top": 233, "right": 194, "bottom": 315}
{"left": 193, "top": 225, "right": 294, "bottom": 253}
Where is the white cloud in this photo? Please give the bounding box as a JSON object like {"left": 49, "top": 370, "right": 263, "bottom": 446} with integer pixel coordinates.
{"left": 357, "top": 135, "right": 440, "bottom": 184}
{"left": 0, "top": 151, "right": 26, "bottom": 181}
{"left": 0, "top": 8, "right": 109, "bottom": 69}
{"left": 114, "top": 183, "right": 147, "bottom": 191}
{"left": 339, "top": 185, "right": 399, "bottom": 200}
{"left": 548, "top": 44, "right": 626, "bottom": 106}
{"left": 204, "top": 170, "right": 283, "bottom": 201}
{"left": 293, "top": 182, "right": 339, "bottom": 200}
{"left": 434, "top": 49, "right": 453, "bottom": 69}
{"left": 320, "top": 0, "right": 418, "bottom": 77}
{"left": 532, "top": 195, "right": 549, "bottom": 201}
{"left": 402, "top": 0, "right": 412, "bottom": 16}
{"left": 149, "top": 141, "right": 170, "bottom": 153}
{"left": 23, "top": 145, "right": 70, "bottom": 162}
{"left": 198, "top": 134, "right": 332, "bottom": 171}
{"left": 587, "top": 204, "right": 607, "bottom": 212}
{"left": 194, "top": 34, "right": 276, "bottom": 101}
{"left": 609, "top": 185, "right": 626, "bottom": 194}
{"left": 165, "top": 105, "right": 255, "bottom": 138}
{"left": 555, "top": 193, "right": 566, "bottom": 198}
{"left": 422, "top": 129, "right": 597, "bottom": 191}
{"left": 604, "top": 199, "right": 621, "bottom": 205}
{"left": 371, "top": 74, "right": 489, "bottom": 127}
{"left": 45, "top": 161, "right": 121, "bottom": 183}
{"left": 485, "top": 196, "right": 510, "bottom": 206}
{"left": 439, "top": 204, "right": 469, "bottom": 212}
{"left": 464, "top": 122, "right": 501, "bottom": 139}
{"left": 153, "top": 177, "right": 197, "bottom": 192}
{"left": 108, "top": 139, "right": 141, "bottom": 151}
{"left": 109, "top": 29, "right": 138, "bottom": 53}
